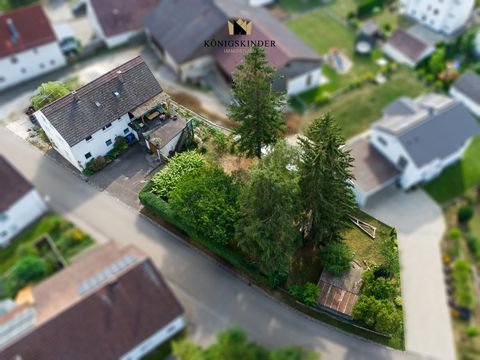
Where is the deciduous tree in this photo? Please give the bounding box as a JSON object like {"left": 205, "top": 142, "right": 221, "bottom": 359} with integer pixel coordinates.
{"left": 31, "top": 81, "right": 70, "bottom": 110}
{"left": 228, "top": 46, "right": 286, "bottom": 158}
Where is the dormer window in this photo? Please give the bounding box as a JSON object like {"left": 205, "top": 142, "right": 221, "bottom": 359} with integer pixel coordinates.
{"left": 113, "top": 91, "right": 120, "bottom": 97}
{"left": 102, "top": 123, "right": 112, "bottom": 131}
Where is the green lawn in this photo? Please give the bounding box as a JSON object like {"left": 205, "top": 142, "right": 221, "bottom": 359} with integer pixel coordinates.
{"left": 305, "top": 68, "right": 429, "bottom": 138}
{"left": 278, "top": 0, "right": 324, "bottom": 13}
{"left": 424, "top": 136, "right": 480, "bottom": 204}
{"left": 0, "top": 214, "right": 94, "bottom": 297}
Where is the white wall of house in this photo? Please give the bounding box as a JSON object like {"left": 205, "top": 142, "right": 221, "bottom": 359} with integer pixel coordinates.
{"left": 179, "top": 55, "right": 215, "bottom": 82}
{"left": 70, "top": 114, "right": 134, "bottom": 169}
{"left": 159, "top": 131, "right": 183, "bottom": 158}
{"left": 36, "top": 110, "right": 80, "bottom": 169}
{"left": 400, "top": 0, "right": 474, "bottom": 35}
{"left": 450, "top": 87, "right": 480, "bottom": 117}
{"left": 248, "top": 0, "right": 274, "bottom": 6}
{"left": 36, "top": 111, "right": 134, "bottom": 171}
{"left": 104, "top": 30, "right": 142, "bottom": 48}
{"left": 119, "top": 315, "right": 186, "bottom": 360}
{"left": 286, "top": 67, "right": 324, "bottom": 96}
{"left": 0, "top": 42, "right": 65, "bottom": 91}
{"left": 0, "top": 190, "right": 47, "bottom": 248}
{"left": 382, "top": 43, "right": 434, "bottom": 67}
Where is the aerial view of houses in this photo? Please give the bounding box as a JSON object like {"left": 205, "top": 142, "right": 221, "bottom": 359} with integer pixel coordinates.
{"left": 0, "top": 0, "right": 480, "bottom": 359}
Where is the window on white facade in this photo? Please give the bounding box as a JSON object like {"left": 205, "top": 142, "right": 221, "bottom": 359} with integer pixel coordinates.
{"left": 397, "top": 156, "right": 408, "bottom": 169}
{"left": 378, "top": 136, "right": 388, "bottom": 146}
{"left": 106, "top": 139, "right": 113, "bottom": 146}
{"left": 33, "top": 48, "right": 38, "bottom": 54}
{"left": 0, "top": 76, "right": 4, "bottom": 83}
{"left": 85, "top": 152, "right": 92, "bottom": 159}
{"left": 10, "top": 56, "right": 18, "bottom": 64}
{"left": 0, "top": 213, "right": 7, "bottom": 222}
{"left": 102, "top": 123, "right": 112, "bottom": 130}
{"left": 50, "top": 59, "right": 56, "bottom": 65}
{"left": 21, "top": 68, "right": 26, "bottom": 74}
{"left": 0, "top": 231, "right": 7, "bottom": 238}
{"left": 85, "top": 135, "right": 93, "bottom": 142}
{"left": 39, "top": 63, "right": 45, "bottom": 69}
{"left": 306, "top": 74, "right": 312, "bottom": 86}
{"left": 123, "top": 128, "right": 130, "bottom": 134}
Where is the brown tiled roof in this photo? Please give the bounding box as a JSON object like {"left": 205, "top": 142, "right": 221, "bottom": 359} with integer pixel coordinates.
{"left": 0, "top": 156, "right": 33, "bottom": 212}
{"left": 385, "top": 29, "right": 430, "bottom": 63}
{"left": 0, "top": 4, "right": 56, "bottom": 58}
{"left": 0, "top": 243, "right": 184, "bottom": 360}
{"left": 38, "top": 56, "right": 163, "bottom": 147}
{"left": 346, "top": 137, "right": 399, "bottom": 194}
{"left": 90, "top": 0, "right": 160, "bottom": 37}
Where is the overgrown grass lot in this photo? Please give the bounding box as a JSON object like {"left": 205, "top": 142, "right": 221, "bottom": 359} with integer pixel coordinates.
{"left": 424, "top": 136, "right": 480, "bottom": 204}
{"left": 0, "top": 214, "right": 94, "bottom": 298}
{"left": 304, "top": 68, "right": 428, "bottom": 138}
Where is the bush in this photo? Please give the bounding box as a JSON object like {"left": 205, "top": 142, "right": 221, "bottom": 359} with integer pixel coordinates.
{"left": 151, "top": 151, "right": 205, "bottom": 199}
{"left": 357, "top": 0, "right": 388, "bottom": 17}
{"left": 106, "top": 136, "right": 129, "bottom": 160}
{"left": 362, "top": 271, "right": 397, "bottom": 300}
{"left": 288, "top": 282, "right": 321, "bottom": 307}
{"left": 11, "top": 256, "right": 48, "bottom": 289}
{"left": 448, "top": 227, "right": 462, "bottom": 240}
{"left": 466, "top": 233, "right": 480, "bottom": 262}
{"left": 353, "top": 295, "right": 403, "bottom": 334}
{"left": 320, "top": 242, "right": 353, "bottom": 276}
{"left": 458, "top": 206, "right": 474, "bottom": 224}
{"left": 84, "top": 156, "right": 107, "bottom": 175}
{"left": 452, "top": 259, "right": 475, "bottom": 310}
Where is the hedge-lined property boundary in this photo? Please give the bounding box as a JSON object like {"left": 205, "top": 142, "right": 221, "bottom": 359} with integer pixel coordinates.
{"left": 139, "top": 181, "right": 403, "bottom": 349}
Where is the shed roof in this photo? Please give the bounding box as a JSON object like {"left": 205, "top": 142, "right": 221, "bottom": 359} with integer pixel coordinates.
{"left": 384, "top": 29, "right": 431, "bottom": 64}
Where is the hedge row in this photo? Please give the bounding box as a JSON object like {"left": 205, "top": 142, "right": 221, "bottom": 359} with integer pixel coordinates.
{"left": 139, "top": 181, "right": 267, "bottom": 284}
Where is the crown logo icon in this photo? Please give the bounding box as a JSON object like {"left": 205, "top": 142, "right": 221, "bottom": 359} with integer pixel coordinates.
{"left": 228, "top": 18, "right": 252, "bottom": 35}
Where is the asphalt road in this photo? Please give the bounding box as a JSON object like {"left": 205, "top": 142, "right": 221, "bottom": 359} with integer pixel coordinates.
{"left": 0, "top": 129, "right": 424, "bottom": 360}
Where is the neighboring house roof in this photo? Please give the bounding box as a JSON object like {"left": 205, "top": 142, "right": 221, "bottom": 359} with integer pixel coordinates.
{"left": 383, "top": 97, "right": 419, "bottom": 117}
{"left": 0, "top": 156, "right": 33, "bottom": 212}
{"left": 384, "top": 29, "right": 432, "bottom": 64}
{"left": 145, "top": 0, "right": 321, "bottom": 68}
{"left": 89, "top": 0, "right": 160, "bottom": 38}
{"left": 0, "top": 4, "right": 57, "bottom": 58}
{"left": 451, "top": 70, "right": 480, "bottom": 106}
{"left": 346, "top": 137, "right": 399, "bottom": 194}
{"left": 374, "top": 94, "right": 480, "bottom": 167}
{"left": 0, "top": 243, "right": 184, "bottom": 360}
{"left": 39, "top": 56, "right": 163, "bottom": 147}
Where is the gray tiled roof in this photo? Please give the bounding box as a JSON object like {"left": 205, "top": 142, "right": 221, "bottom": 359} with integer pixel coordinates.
{"left": 0, "top": 156, "right": 33, "bottom": 212}
{"left": 397, "top": 102, "right": 480, "bottom": 167}
{"left": 39, "top": 57, "right": 162, "bottom": 147}
{"left": 452, "top": 71, "right": 480, "bottom": 105}
{"left": 384, "top": 29, "right": 431, "bottom": 64}
{"left": 144, "top": 0, "right": 321, "bottom": 65}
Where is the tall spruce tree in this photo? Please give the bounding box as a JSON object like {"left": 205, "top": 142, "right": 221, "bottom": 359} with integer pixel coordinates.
{"left": 298, "top": 113, "right": 356, "bottom": 245}
{"left": 228, "top": 46, "right": 286, "bottom": 158}
{"left": 235, "top": 141, "right": 302, "bottom": 282}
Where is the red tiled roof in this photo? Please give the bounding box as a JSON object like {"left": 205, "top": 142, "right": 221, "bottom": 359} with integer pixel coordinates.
{"left": 90, "top": 0, "right": 160, "bottom": 37}
{"left": 0, "top": 4, "right": 56, "bottom": 58}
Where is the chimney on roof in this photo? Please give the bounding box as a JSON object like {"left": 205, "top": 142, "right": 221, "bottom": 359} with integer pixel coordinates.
{"left": 72, "top": 90, "right": 78, "bottom": 102}
{"left": 117, "top": 70, "right": 124, "bottom": 83}
{"left": 6, "top": 18, "right": 19, "bottom": 45}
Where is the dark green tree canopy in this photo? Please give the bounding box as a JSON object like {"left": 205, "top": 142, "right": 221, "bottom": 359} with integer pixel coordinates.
{"left": 236, "top": 141, "right": 302, "bottom": 280}
{"left": 228, "top": 46, "right": 287, "bottom": 158}
{"left": 298, "top": 113, "right": 356, "bottom": 244}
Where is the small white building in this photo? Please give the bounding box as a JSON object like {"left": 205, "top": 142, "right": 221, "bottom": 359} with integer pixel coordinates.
{"left": 86, "top": 0, "right": 160, "bottom": 48}
{"left": 0, "top": 156, "right": 47, "bottom": 248}
{"left": 450, "top": 71, "right": 480, "bottom": 117}
{"left": 0, "top": 4, "right": 66, "bottom": 91}
{"left": 400, "top": 0, "right": 474, "bottom": 35}
{"left": 349, "top": 94, "right": 480, "bottom": 206}
{"left": 35, "top": 56, "right": 190, "bottom": 172}
{"left": 382, "top": 29, "right": 435, "bottom": 67}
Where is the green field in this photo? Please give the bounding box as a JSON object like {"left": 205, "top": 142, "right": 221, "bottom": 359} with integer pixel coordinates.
{"left": 304, "top": 68, "right": 429, "bottom": 138}
{"left": 424, "top": 136, "right": 480, "bottom": 204}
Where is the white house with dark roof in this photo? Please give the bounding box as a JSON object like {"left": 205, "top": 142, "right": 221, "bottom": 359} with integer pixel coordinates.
{"left": 450, "top": 71, "right": 480, "bottom": 117}
{"left": 0, "top": 156, "right": 47, "bottom": 247}
{"left": 144, "top": 0, "right": 324, "bottom": 95}
{"left": 349, "top": 94, "right": 480, "bottom": 205}
{"left": 0, "top": 4, "right": 66, "bottom": 91}
{"left": 400, "top": 0, "right": 474, "bottom": 35}
{"left": 35, "top": 56, "right": 191, "bottom": 172}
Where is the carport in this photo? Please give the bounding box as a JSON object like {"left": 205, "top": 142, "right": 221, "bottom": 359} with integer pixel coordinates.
{"left": 346, "top": 137, "right": 400, "bottom": 207}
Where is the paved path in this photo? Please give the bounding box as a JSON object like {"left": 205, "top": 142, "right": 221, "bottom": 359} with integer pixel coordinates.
{"left": 365, "top": 188, "right": 455, "bottom": 360}
{"left": 0, "top": 129, "right": 423, "bottom": 359}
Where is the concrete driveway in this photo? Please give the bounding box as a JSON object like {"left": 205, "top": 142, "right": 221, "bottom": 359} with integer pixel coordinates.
{"left": 364, "top": 188, "right": 455, "bottom": 360}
